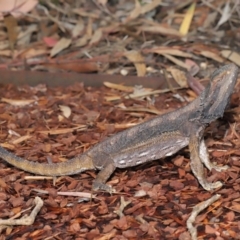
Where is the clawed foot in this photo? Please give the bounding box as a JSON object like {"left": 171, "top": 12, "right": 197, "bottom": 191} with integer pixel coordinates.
{"left": 92, "top": 181, "right": 116, "bottom": 194}
{"left": 200, "top": 180, "right": 223, "bottom": 191}
{"left": 211, "top": 164, "right": 229, "bottom": 172}
{"left": 200, "top": 164, "right": 228, "bottom": 191}
{"left": 203, "top": 160, "right": 229, "bottom": 172}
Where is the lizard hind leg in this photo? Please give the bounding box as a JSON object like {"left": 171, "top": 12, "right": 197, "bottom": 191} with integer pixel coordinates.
{"left": 199, "top": 140, "right": 229, "bottom": 172}
{"left": 92, "top": 162, "right": 116, "bottom": 194}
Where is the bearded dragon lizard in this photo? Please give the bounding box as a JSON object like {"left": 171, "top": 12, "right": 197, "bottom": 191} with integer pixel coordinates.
{"left": 0, "top": 64, "right": 238, "bottom": 192}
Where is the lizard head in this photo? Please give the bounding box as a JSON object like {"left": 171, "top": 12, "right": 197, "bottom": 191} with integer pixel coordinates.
{"left": 200, "top": 63, "right": 238, "bottom": 123}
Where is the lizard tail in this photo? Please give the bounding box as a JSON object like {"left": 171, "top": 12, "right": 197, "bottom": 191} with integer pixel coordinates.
{"left": 0, "top": 146, "right": 95, "bottom": 176}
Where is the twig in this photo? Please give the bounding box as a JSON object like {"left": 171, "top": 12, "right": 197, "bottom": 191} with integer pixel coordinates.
{"left": 187, "top": 194, "right": 221, "bottom": 240}
{"left": 0, "top": 196, "right": 44, "bottom": 233}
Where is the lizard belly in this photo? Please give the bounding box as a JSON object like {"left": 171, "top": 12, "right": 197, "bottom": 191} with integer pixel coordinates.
{"left": 113, "top": 136, "right": 189, "bottom": 168}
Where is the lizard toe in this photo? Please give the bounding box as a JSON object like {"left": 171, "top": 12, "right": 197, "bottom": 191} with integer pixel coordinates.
{"left": 212, "top": 164, "right": 229, "bottom": 172}
{"left": 92, "top": 181, "right": 116, "bottom": 194}
{"left": 200, "top": 180, "right": 223, "bottom": 191}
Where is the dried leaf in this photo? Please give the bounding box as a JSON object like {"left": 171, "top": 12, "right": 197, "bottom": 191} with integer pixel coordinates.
{"left": 17, "top": 24, "right": 38, "bottom": 46}
{"left": 104, "top": 82, "right": 133, "bottom": 92}
{"left": 162, "top": 54, "right": 191, "bottom": 70}
{"left": 0, "top": 0, "right": 38, "bottom": 19}
{"left": 8, "top": 129, "right": 20, "bottom": 137}
{"left": 127, "top": 0, "right": 162, "bottom": 21}
{"left": 21, "top": 48, "right": 48, "bottom": 59}
{"left": 231, "top": 202, "right": 240, "bottom": 212}
{"left": 140, "top": 25, "right": 181, "bottom": 37}
{"left": 4, "top": 15, "right": 17, "bottom": 51}
{"left": 168, "top": 67, "right": 188, "bottom": 88}
{"left": 43, "top": 37, "right": 58, "bottom": 47}
{"left": 1, "top": 98, "right": 35, "bottom": 106}
{"left": 216, "top": 2, "right": 231, "bottom": 28}
{"left": 59, "top": 105, "right": 71, "bottom": 118}
{"left": 179, "top": 2, "right": 196, "bottom": 36}
{"left": 0, "top": 40, "right": 9, "bottom": 50}
{"left": 97, "top": 0, "right": 108, "bottom": 5}
{"left": 225, "top": 211, "right": 235, "bottom": 221}
{"left": 12, "top": 135, "right": 32, "bottom": 145}
{"left": 205, "top": 225, "right": 217, "bottom": 234}
{"left": 72, "top": 19, "right": 84, "bottom": 38}
{"left": 0, "top": 49, "right": 13, "bottom": 57}
{"left": 221, "top": 50, "right": 240, "bottom": 66}
{"left": 89, "top": 28, "right": 103, "bottom": 46}
{"left": 203, "top": 11, "right": 218, "bottom": 28}
{"left": 147, "top": 47, "right": 193, "bottom": 58}
{"left": 50, "top": 38, "right": 72, "bottom": 57}
{"left": 200, "top": 50, "right": 224, "bottom": 63}
{"left": 75, "top": 35, "right": 89, "bottom": 47}
{"left": 124, "top": 50, "right": 146, "bottom": 77}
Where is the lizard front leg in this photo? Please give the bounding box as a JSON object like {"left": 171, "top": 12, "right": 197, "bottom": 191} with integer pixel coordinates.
{"left": 92, "top": 162, "right": 116, "bottom": 193}
{"left": 199, "top": 140, "right": 229, "bottom": 172}
{"left": 189, "top": 135, "right": 222, "bottom": 191}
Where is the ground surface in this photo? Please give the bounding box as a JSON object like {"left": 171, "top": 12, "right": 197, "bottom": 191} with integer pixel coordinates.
{"left": 0, "top": 1, "right": 240, "bottom": 239}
